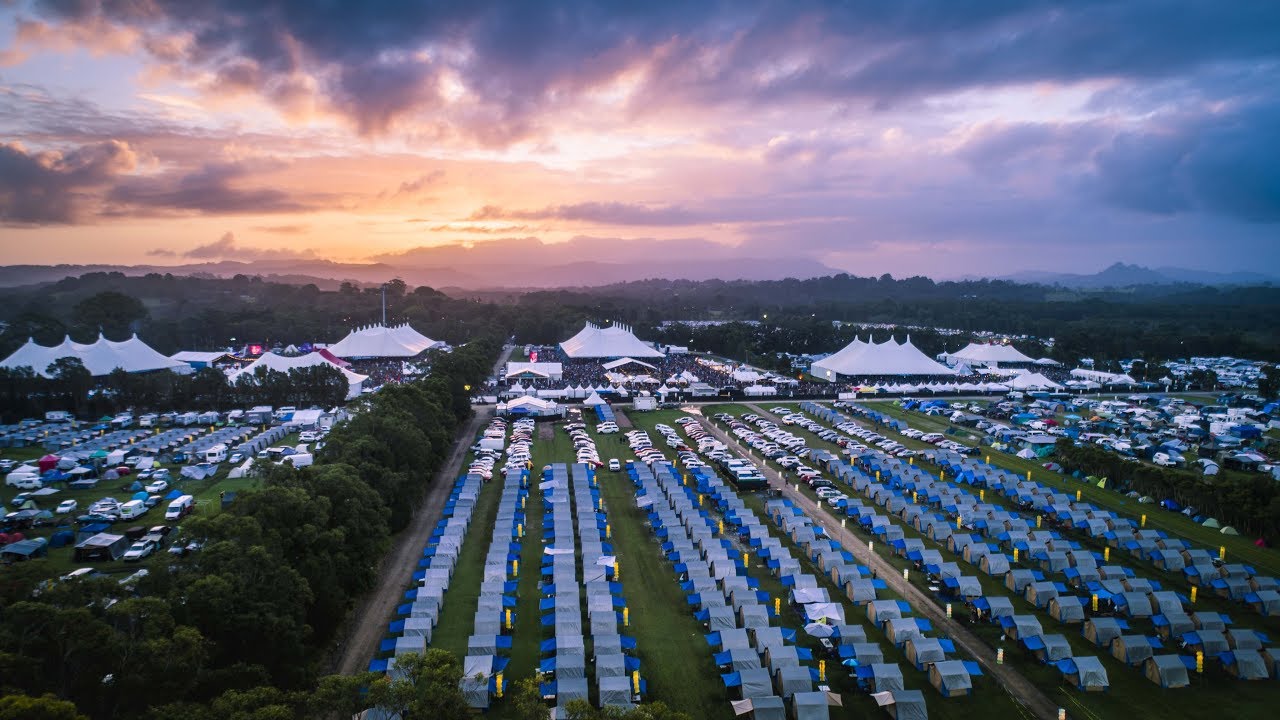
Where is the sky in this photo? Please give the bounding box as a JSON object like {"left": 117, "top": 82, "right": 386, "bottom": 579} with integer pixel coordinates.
{"left": 1, "top": 0, "right": 1278, "bottom": 279}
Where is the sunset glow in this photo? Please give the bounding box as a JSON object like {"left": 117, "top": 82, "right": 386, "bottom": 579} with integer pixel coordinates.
{"left": 2, "top": 1, "right": 1278, "bottom": 278}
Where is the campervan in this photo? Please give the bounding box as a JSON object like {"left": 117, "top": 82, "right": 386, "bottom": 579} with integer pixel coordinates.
{"left": 44, "top": 410, "right": 73, "bottom": 423}
{"left": 118, "top": 500, "right": 148, "bottom": 521}
{"left": 165, "top": 495, "right": 194, "bottom": 521}
{"left": 138, "top": 413, "right": 158, "bottom": 428}
{"left": 204, "top": 444, "right": 228, "bottom": 464}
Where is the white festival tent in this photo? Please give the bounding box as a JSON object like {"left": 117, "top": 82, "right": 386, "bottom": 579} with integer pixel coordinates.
{"left": 328, "top": 323, "right": 439, "bottom": 359}
{"left": 1008, "top": 372, "right": 1063, "bottom": 391}
{"left": 559, "top": 322, "right": 664, "bottom": 359}
{"left": 0, "top": 334, "right": 188, "bottom": 377}
{"left": 943, "top": 342, "right": 1035, "bottom": 366}
{"left": 810, "top": 336, "right": 956, "bottom": 381}
{"left": 229, "top": 351, "right": 368, "bottom": 399}
{"left": 1069, "top": 368, "right": 1137, "bottom": 385}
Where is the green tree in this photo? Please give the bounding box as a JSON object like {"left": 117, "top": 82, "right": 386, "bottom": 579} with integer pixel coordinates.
{"left": 1259, "top": 364, "right": 1279, "bottom": 399}
{"left": 73, "top": 291, "right": 148, "bottom": 336}
{"left": 363, "top": 650, "right": 470, "bottom": 720}
{"left": 0, "top": 693, "right": 86, "bottom": 720}
{"left": 508, "top": 677, "right": 550, "bottom": 720}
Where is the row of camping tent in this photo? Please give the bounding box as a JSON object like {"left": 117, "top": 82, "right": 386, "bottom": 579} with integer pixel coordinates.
{"left": 459, "top": 458, "right": 527, "bottom": 710}
{"left": 538, "top": 461, "right": 644, "bottom": 711}
{"left": 796, "top": 402, "right": 1278, "bottom": 686}
{"left": 763, "top": 496, "right": 991, "bottom": 702}
{"left": 811, "top": 401, "right": 1280, "bottom": 621}
{"left": 919, "top": 444, "right": 1280, "bottom": 618}
{"left": 784, "top": 411, "right": 1116, "bottom": 691}
{"left": 176, "top": 425, "right": 253, "bottom": 458}
{"left": 629, "top": 460, "right": 842, "bottom": 720}
{"left": 506, "top": 384, "right": 634, "bottom": 399}
{"left": 368, "top": 471, "right": 486, "bottom": 686}
{"left": 863, "top": 400, "right": 1280, "bottom": 614}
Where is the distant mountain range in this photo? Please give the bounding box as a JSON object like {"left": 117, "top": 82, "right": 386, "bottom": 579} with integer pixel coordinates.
{"left": 0, "top": 255, "right": 838, "bottom": 291}
{"left": 1, "top": 253, "right": 1271, "bottom": 292}
{"left": 993, "top": 263, "right": 1277, "bottom": 288}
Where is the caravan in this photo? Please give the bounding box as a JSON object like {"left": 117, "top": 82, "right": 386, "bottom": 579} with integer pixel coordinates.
{"left": 204, "top": 444, "right": 228, "bottom": 464}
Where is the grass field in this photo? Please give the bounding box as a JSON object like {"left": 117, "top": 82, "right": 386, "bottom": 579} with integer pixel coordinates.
{"left": 710, "top": 402, "right": 1280, "bottom": 720}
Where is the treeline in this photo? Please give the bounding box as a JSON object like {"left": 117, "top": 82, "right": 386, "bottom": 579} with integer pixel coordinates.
{"left": 0, "top": 339, "right": 498, "bottom": 719}
{"left": 1054, "top": 440, "right": 1280, "bottom": 539}
{"left": 0, "top": 361, "right": 351, "bottom": 423}
{"left": 2, "top": 271, "right": 1278, "bottom": 369}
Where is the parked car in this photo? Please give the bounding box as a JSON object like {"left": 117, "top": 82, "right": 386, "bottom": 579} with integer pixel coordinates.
{"left": 55, "top": 499, "right": 78, "bottom": 514}
{"left": 144, "top": 479, "right": 169, "bottom": 494}
{"left": 608, "top": 458, "right": 621, "bottom": 471}
{"left": 122, "top": 539, "right": 157, "bottom": 562}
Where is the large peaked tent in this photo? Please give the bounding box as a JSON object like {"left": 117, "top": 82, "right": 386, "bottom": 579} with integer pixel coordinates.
{"left": 1, "top": 334, "right": 187, "bottom": 377}
{"left": 328, "top": 323, "right": 439, "bottom": 358}
{"left": 810, "top": 336, "right": 955, "bottom": 381}
{"left": 559, "top": 322, "right": 663, "bottom": 359}
{"left": 229, "top": 351, "right": 368, "bottom": 399}
{"left": 944, "top": 342, "right": 1035, "bottom": 366}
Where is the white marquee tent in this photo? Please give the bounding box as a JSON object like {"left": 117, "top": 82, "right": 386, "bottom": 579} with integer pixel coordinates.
{"left": 810, "top": 336, "right": 956, "bottom": 381}
{"left": 0, "top": 334, "right": 188, "bottom": 377}
{"left": 1008, "top": 372, "right": 1063, "bottom": 391}
{"left": 943, "top": 342, "right": 1035, "bottom": 366}
{"left": 505, "top": 362, "right": 564, "bottom": 381}
{"left": 328, "top": 323, "right": 439, "bottom": 359}
{"left": 560, "top": 322, "right": 664, "bottom": 359}
{"left": 229, "top": 351, "right": 368, "bottom": 399}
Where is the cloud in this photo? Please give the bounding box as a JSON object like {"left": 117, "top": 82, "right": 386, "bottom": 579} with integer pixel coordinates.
{"left": 1084, "top": 99, "right": 1280, "bottom": 223}
{"left": 252, "top": 224, "right": 309, "bottom": 234}
{"left": 469, "top": 201, "right": 703, "bottom": 226}
{"left": 183, "top": 231, "right": 317, "bottom": 260}
{"left": 105, "top": 160, "right": 319, "bottom": 216}
{"left": 0, "top": 139, "right": 137, "bottom": 224}
{"left": 28, "top": 1, "right": 1278, "bottom": 142}
{"left": 145, "top": 248, "right": 175, "bottom": 257}
{"left": 394, "top": 169, "right": 445, "bottom": 196}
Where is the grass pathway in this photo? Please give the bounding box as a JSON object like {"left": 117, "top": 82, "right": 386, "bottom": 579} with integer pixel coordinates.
{"left": 596, "top": 460, "right": 733, "bottom": 720}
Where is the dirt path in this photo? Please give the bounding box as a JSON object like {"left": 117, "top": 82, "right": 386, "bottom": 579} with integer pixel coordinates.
{"left": 330, "top": 345, "right": 512, "bottom": 675}
{"left": 700, "top": 405, "right": 1061, "bottom": 720}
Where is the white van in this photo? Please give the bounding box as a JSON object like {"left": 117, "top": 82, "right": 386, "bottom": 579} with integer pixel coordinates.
{"left": 45, "top": 410, "right": 73, "bottom": 423}
{"left": 165, "top": 494, "right": 195, "bottom": 520}
{"left": 282, "top": 453, "right": 313, "bottom": 468}
{"left": 204, "top": 444, "right": 228, "bottom": 463}
{"left": 139, "top": 413, "right": 158, "bottom": 428}
{"left": 118, "top": 499, "right": 148, "bottom": 520}
{"left": 6, "top": 470, "right": 41, "bottom": 489}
